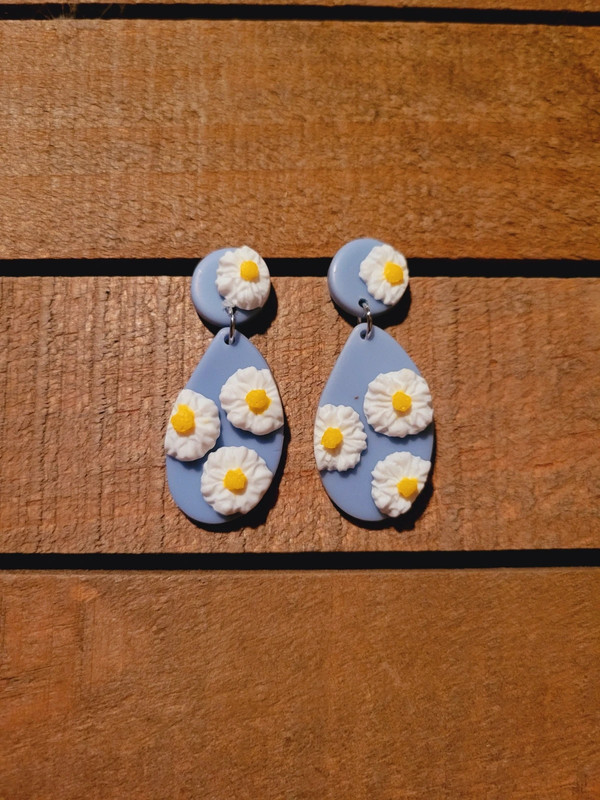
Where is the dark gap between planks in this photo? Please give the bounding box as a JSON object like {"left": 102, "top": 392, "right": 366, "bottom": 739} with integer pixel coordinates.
{"left": 0, "top": 4, "right": 599, "bottom": 24}
{"left": 0, "top": 550, "right": 599, "bottom": 570}
{"left": 1, "top": 259, "right": 599, "bottom": 278}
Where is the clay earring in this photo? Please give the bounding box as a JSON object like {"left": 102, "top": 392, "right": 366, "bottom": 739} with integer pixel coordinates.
{"left": 165, "top": 246, "right": 284, "bottom": 524}
{"left": 313, "top": 238, "right": 434, "bottom": 522}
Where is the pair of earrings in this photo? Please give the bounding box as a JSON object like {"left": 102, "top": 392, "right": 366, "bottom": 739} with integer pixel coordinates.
{"left": 164, "top": 238, "right": 434, "bottom": 526}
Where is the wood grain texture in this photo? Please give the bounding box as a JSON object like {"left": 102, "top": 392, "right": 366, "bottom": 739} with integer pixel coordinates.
{"left": 0, "top": 275, "right": 598, "bottom": 552}
{"left": 5, "top": 0, "right": 600, "bottom": 9}
{"left": 1, "top": 570, "right": 599, "bottom": 798}
{"left": 0, "top": 20, "right": 598, "bottom": 260}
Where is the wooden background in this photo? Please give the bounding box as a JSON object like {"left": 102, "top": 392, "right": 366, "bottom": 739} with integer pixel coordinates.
{"left": 0, "top": 0, "right": 599, "bottom": 796}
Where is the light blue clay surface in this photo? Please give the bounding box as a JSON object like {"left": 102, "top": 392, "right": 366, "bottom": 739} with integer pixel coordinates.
{"left": 166, "top": 328, "right": 284, "bottom": 524}
{"left": 317, "top": 323, "right": 434, "bottom": 522}
{"left": 191, "top": 247, "right": 269, "bottom": 328}
{"left": 328, "top": 237, "right": 401, "bottom": 318}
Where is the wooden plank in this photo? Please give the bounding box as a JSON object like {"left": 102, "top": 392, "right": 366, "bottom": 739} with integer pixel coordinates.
{"left": 0, "top": 21, "right": 598, "bottom": 260}
{"left": 0, "top": 275, "right": 598, "bottom": 552}
{"left": 1, "top": 570, "right": 599, "bottom": 798}
{"left": 4, "top": 0, "right": 599, "bottom": 9}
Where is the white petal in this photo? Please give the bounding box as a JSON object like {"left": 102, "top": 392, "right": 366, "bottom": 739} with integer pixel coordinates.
{"left": 359, "top": 244, "right": 409, "bottom": 306}
{"left": 215, "top": 246, "right": 271, "bottom": 310}
{"left": 219, "top": 367, "right": 284, "bottom": 435}
{"left": 371, "top": 451, "right": 431, "bottom": 516}
{"left": 164, "top": 389, "right": 220, "bottom": 461}
{"left": 364, "top": 369, "right": 433, "bottom": 438}
{"left": 314, "top": 404, "right": 367, "bottom": 471}
{"left": 201, "top": 446, "right": 273, "bottom": 515}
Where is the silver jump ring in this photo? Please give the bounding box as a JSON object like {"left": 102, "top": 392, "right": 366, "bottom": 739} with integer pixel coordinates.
{"left": 228, "top": 307, "right": 236, "bottom": 344}
{"left": 359, "top": 299, "right": 373, "bottom": 339}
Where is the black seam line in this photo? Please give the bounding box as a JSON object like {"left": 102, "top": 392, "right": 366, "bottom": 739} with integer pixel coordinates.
{"left": 0, "top": 550, "right": 598, "bottom": 571}
{"left": 0, "top": 259, "right": 598, "bottom": 278}
{"left": 0, "top": 4, "right": 599, "bottom": 24}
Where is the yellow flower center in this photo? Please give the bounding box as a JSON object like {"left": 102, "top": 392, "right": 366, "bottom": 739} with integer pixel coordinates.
{"left": 170, "top": 404, "right": 195, "bottom": 435}
{"left": 392, "top": 390, "right": 412, "bottom": 413}
{"left": 397, "top": 477, "right": 418, "bottom": 499}
{"left": 383, "top": 261, "right": 404, "bottom": 285}
{"left": 240, "top": 260, "right": 259, "bottom": 282}
{"left": 246, "top": 389, "right": 271, "bottom": 415}
{"left": 321, "top": 427, "right": 343, "bottom": 450}
{"left": 223, "top": 468, "right": 247, "bottom": 493}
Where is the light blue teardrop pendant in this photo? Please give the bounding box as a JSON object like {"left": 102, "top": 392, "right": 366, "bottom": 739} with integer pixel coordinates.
{"left": 316, "top": 323, "right": 434, "bottom": 522}
{"left": 166, "top": 328, "right": 284, "bottom": 525}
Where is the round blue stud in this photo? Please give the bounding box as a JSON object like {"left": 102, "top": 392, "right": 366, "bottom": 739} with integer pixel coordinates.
{"left": 328, "top": 237, "right": 407, "bottom": 318}
{"left": 191, "top": 247, "right": 270, "bottom": 329}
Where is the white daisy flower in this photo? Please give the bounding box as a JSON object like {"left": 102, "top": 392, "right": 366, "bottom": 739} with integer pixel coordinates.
{"left": 165, "top": 389, "right": 220, "bottom": 462}
{"left": 219, "top": 366, "right": 284, "bottom": 436}
{"left": 371, "top": 451, "right": 431, "bottom": 517}
{"left": 201, "top": 446, "right": 273, "bottom": 516}
{"left": 364, "top": 369, "right": 433, "bottom": 438}
{"left": 359, "top": 243, "right": 409, "bottom": 306}
{"left": 314, "top": 404, "right": 367, "bottom": 472}
{"left": 215, "top": 245, "right": 271, "bottom": 310}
